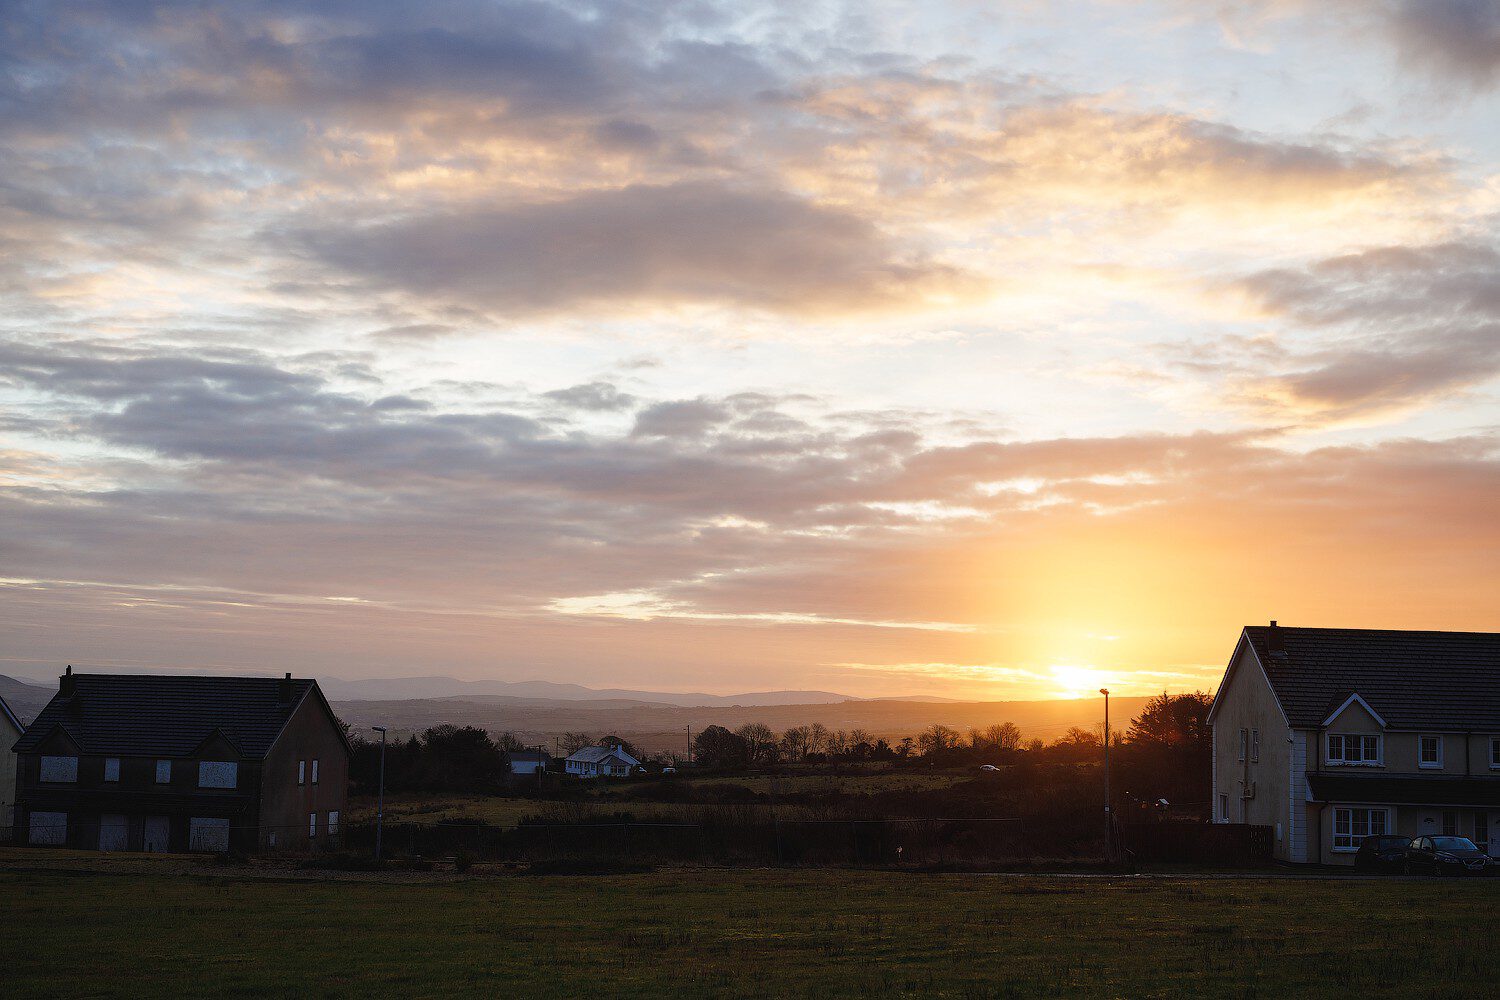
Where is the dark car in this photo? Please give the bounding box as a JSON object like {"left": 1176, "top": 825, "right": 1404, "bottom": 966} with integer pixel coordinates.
{"left": 1353, "top": 835, "right": 1411, "bottom": 873}
{"left": 1404, "top": 836, "right": 1497, "bottom": 876}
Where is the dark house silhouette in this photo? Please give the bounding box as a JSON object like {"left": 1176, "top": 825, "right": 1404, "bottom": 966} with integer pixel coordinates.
{"left": 12, "top": 668, "right": 349, "bottom": 854}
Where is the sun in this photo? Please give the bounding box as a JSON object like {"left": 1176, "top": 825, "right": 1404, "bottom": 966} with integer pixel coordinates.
{"left": 1048, "top": 664, "right": 1109, "bottom": 700}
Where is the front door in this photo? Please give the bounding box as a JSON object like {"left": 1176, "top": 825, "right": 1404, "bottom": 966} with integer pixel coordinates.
{"left": 1476, "top": 811, "right": 1492, "bottom": 857}
{"left": 143, "top": 815, "right": 170, "bottom": 853}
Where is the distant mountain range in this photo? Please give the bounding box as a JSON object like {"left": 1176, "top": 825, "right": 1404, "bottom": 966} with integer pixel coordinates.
{"left": 2, "top": 671, "right": 960, "bottom": 715}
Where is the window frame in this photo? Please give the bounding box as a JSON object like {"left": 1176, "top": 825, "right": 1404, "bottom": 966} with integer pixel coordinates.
{"left": 1332, "top": 806, "right": 1391, "bottom": 852}
{"left": 1326, "top": 732, "right": 1382, "bottom": 767}
{"left": 1490, "top": 737, "right": 1500, "bottom": 770}
{"left": 1419, "top": 734, "right": 1444, "bottom": 769}
{"left": 39, "top": 755, "right": 79, "bottom": 783}
{"left": 155, "top": 759, "right": 172, "bottom": 784}
{"left": 197, "top": 760, "right": 239, "bottom": 789}
{"left": 311, "top": 758, "right": 320, "bottom": 785}
{"left": 328, "top": 810, "right": 340, "bottom": 836}
{"left": 308, "top": 812, "right": 317, "bottom": 838}
{"left": 1238, "top": 728, "right": 1248, "bottom": 762}
{"left": 104, "top": 757, "right": 120, "bottom": 782}
{"left": 1219, "top": 794, "right": 1229, "bottom": 821}
{"left": 297, "top": 759, "right": 306, "bottom": 786}
{"left": 1251, "top": 729, "right": 1260, "bottom": 763}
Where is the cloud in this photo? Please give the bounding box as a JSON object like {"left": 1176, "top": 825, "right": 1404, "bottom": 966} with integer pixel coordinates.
{"left": 543, "top": 382, "right": 637, "bottom": 412}
{"left": 1389, "top": 0, "right": 1500, "bottom": 87}
{"left": 300, "top": 180, "right": 976, "bottom": 316}
{"left": 1228, "top": 240, "right": 1500, "bottom": 420}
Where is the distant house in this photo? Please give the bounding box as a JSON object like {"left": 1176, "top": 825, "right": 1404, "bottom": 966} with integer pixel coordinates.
{"left": 506, "top": 750, "right": 550, "bottom": 776}
{"left": 1, "top": 695, "right": 21, "bottom": 833}
{"left": 12, "top": 668, "right": 349, "bottom": 854}
{"left": 1208, "top": 624, "right": 1500, "bottom": 865}
{"left": 565, "top": 744, "right": 641, "bottom": 777}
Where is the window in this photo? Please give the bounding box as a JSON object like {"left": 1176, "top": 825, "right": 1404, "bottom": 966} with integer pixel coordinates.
{"left": 1419, "top": 735, "right": 1443, "bottom": 769}
{"left": 1327, "top": 733, "right": 1381, "bottom": 765}
{"left": 155, "top": 760, "right": 172, "bottom": 783}
{"left": 328, "top": 810, "right": 340, "bottom": 836}
{"left": 1443, "top": 811, "right": 1458, "bottom": 836}
{"left": 309, "top": 812, "right": 317, "bottom": 838}
{"left": 1251, "top": 729, "right": 1260, "bottom": 763}
{"left": 1333, "top": 807, "right": 1389, "bottom": 851}
{"left": 311, "top": 758, "right": 320, "bottom": 785}
{"left": 268, "top": 831, "right": 278, "bottom": 848}
{"left": 189, "top": 817, "right": 231, "bottom": 853}
{"left": 40, "top": 755, "right": 78, "bottom": 783}
{"left": 198, "top": 761, "right": 238, "bottom": 789}
{"left": 28, "top": 811, "right": 68, "bottom": 845}
{"left": 104, "top": 758, "right": 120, "bottom": 782}
{"left": 1490, "top": 737, "right": 1500, "bottom": 770}
{"left": 298, "top": 760, "right": 306, "bottom": 786}
{"left": 1238, "top": 728, "right": 1248, "bottom": 762}
{"left": 1220, "top": 794, "right": 1229, "bottom": 821}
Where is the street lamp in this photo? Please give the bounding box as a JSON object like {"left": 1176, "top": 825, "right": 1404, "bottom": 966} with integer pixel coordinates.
{"left": 372, "top": 725, "right": 387, "bottom": 864}
{"left": 1100, "top": 688, "right": 1112, "bottom": 861}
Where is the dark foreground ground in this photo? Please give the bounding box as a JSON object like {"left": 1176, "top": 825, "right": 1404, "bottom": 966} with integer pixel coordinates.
{"left": 4, "top": 855, "right": 1497, "bottom": 998}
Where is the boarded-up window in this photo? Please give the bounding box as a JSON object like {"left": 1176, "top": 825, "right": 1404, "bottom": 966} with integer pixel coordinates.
{"left": 189, "top": 817, "right": 231, "bottom": 853}
{"left": 104, "top": 758, "right": 120, "bottom": 782}
{"left": 328, "top": 810, "right": 340, "bottom": 835}
{"left": 40, "top": 755, "right": 78, "bottom": 783}
{"left": 298, "top": 760, "right": 305, "bottom": 785}
{"left": 29, "top": 811, "right": 67, "bottom": 845}
{"left": 99, "top": 814, "right": 128, "bottom": 851}
{"left": 155, "top": 760, "right": 172, "bottom": 784}
{"left": 198, "top": 761, "right": 238, "bottom": 789}
{"left": 311, "top": 758, "right": 320, "bottom": 784}
{"left": 309, "top": 812, "right": 317, "bottom": 838}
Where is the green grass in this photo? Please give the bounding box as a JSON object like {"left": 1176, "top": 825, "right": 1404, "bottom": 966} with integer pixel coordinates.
{"left": 5, "top": 864, "right": 1499, "bottom": 997}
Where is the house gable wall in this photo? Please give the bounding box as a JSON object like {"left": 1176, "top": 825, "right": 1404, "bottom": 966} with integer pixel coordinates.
{"left": 259, "top": 691, "right": 348, "bottom": 851}
{"left": 1212, "top": 640, "right": 1293, "bottom": 858}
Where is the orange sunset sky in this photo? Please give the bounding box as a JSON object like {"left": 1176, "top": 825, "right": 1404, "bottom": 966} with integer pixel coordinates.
{"left": 1, "top": 1, "right": 1498, "bottom": 699}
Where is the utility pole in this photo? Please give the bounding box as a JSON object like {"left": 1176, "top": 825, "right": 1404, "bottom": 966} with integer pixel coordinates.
{"left": 372, "top": 725, "right": 388, "bottom": 864}
{"left": 686, "top": 725, "right": 692, "bottom": 765}
{"left": 1099, "top": 689, "right": 1112, "bottom": 862}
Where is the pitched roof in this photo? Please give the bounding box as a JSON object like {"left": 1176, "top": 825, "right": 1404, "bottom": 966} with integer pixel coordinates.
{"left": 1242, "top": 626, "right": 1500, "bottom": 730}
{"left": 507, "top": 750, "right": 549, "bottom": 763}
{"left": 565, "top": 744, "right": 638, "bottom": 765}
{"left": 1309, "top": 773, "right": 1500, "bottom": 807}
{"left": 0, "top": 694, "right": 21, "bottom": 737}
{"left": 11, "top": 673, "right": 323, "bottom": 758}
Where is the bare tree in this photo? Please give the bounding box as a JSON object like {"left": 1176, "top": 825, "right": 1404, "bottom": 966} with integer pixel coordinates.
{"left": 735, "top": 722, "right": 778, "bottom": 765}
{"left": 780, "top": 726, "right": 811, "bottom": 761}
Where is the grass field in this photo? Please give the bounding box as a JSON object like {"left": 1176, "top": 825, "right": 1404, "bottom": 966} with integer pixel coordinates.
{"left": 5, "top": 861, "right": 1498, "bottom": 997}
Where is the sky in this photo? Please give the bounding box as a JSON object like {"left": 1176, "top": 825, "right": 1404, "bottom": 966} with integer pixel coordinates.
{"left": 2, "top": 0, "right": 1498, "bottom": 701}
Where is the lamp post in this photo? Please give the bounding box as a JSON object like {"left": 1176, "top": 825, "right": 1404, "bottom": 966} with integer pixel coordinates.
{"left": 1099, "top": 688, "right": 1112, "bottom": 861}
{"left": 372, "top": 725, "right": 387, "bottom": 863}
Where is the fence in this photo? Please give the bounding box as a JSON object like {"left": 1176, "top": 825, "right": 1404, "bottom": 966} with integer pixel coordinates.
{"left": 1120, "top": 821, "right": 1273, "bottom": 863}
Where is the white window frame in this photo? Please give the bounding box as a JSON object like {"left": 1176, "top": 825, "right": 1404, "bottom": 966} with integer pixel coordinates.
{"left": 155, "top": 759, "right": 172, "bottom": 784}
{"left": 1419, "top": 735, "right": 1443, "bottom": 769}
{"left": 311, "top": 758, "right": 320, "bottom": 785}
{"left": 104, "top": 757, "right": 120, "bottom": 782}
{"left": 309, "top": 812, "right": 317, "bottom": 838}
{"left": 298, "top": 760, "right": 306, "bottom": 786}
{"left": 1238, "top": 728, "right": 1248, "bottom": 762}
{"left": 1251, "top": 729, "right": 1260, "bottom": 763}
{"left": 1326, "top": 733, "right": 1382, "bottom": 767}
{"left": 328, "top": 810, "right": 340, "bottom": 836}
{"left": 1332, "top": 806, "right": 1391, "bottom": 852}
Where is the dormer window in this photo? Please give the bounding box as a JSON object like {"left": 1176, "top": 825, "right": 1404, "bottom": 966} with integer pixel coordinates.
{"left": 1419, "top": 735, "right": 1443, "bottom": 769}
{"left": 1327, "top": 733, "right": 1381, "bottom": 766}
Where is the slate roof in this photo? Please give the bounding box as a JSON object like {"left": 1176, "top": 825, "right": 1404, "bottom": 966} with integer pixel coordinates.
{"left": 507, "top": 750, "right": 550, "bottom": 763}
{"left": 12, "top": 673, "right": 321, "bottom": 758}
{"left": 1242, "top": 626, "right": 1500, "bottom": 730}
{"left": 566, "top": 744, "right": 638, "bottom": 765}
{"left": 1308, "top": 773, "right": 1500, "bottom": 807}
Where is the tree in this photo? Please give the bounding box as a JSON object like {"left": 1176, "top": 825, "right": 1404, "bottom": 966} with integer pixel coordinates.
{"left": 597, "top": 734, "right": 643, "bottom": 760}
{"left": 917, "top": 723, "right": 959, "bottom": 756}
{"left": 985, "top": 722, "right": 1022, "bottom": 751}
{"left": 780, "top": 726, "right": 811, "bottom": 761}
{"left": 694, "top": 725, "right": 751, "bottom": 768}
{"left": 560, "top": 732, "right": 593, "bottom": 755}
{"left": 1126, "top": 692, "right": 1212, "bottom": 749}
{"left": 734, "top": 723, "right": 777, "bottom": 765}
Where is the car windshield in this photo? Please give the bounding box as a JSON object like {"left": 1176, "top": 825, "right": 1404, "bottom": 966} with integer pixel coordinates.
{"left": 1364, "top": 836, "right": 1406, "bottom": 849}
{"left": 1433, "top": 837, "right": 1478, "bottom": 851}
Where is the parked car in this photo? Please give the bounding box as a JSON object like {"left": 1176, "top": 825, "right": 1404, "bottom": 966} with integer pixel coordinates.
{"left": 979, "top": 764, "right": 1001, "bottom": 772}
{"left": 1353, "top": 835, "right": 1410, "bottom": 873}
{"left": 1404, "top": 836, "right": 1496, "bottom": 876}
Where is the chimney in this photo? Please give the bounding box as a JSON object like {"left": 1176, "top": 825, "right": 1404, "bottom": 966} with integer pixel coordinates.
{"left": 278, "top": 671, "right": 293, "bottom": 703}
{"left": 59, "top": 664, "right": 76, "bottom": 699}
{"left": 1267, "top": 620, "right": 1286, "bottom": 657}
